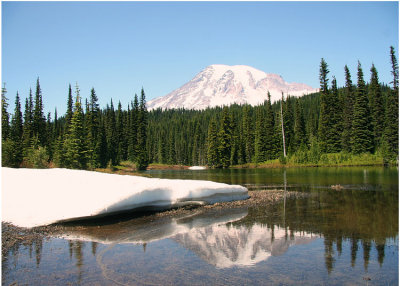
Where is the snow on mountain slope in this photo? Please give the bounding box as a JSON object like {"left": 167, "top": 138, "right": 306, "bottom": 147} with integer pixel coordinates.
{"left": 148, "top": 64, "right": 318, "bottom": 110}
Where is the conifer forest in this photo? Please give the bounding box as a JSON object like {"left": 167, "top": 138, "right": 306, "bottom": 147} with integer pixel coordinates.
{"left": 2, "top": 47, "right": 398, "bottom": 170}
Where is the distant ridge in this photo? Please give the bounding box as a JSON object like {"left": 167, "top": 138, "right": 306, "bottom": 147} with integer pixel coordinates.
{"left": 147, "top": 64, "right": 318, "bottom": 110}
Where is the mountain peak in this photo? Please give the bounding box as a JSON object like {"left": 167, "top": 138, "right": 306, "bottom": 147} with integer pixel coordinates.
{"left": 148, "top": 65, "right": 318, "bottom": 110}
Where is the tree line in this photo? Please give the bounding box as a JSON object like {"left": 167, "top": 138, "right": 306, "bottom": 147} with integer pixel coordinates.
{"left": 147, "top": 47, "right": 398, "bottom": 167}
{"left": 2, "top": 82, "right": 148, "bottom": 170}
{"left": 2, "top": 46, "right": 398, "bottom": 170}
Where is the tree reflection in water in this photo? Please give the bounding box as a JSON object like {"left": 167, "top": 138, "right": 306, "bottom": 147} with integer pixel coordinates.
{"left": 2, "top": 179, "right": 398, "bottom": 283}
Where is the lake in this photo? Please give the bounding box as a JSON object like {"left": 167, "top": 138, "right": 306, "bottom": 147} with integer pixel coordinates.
{"left": 2, "top": 167, "right": 398, "bottom": 285}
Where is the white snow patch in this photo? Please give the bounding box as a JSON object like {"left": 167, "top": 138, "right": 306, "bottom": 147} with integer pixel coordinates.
{"left": 1, "top": 168, "right": 248, "bottom": 228}
{"left": 188, "top": 166, "right": 206, "bottom": 170}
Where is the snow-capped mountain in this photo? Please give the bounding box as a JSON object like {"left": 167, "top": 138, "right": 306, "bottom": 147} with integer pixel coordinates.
{"left": 147, "top": 64, "right": 318, "bottom": 110}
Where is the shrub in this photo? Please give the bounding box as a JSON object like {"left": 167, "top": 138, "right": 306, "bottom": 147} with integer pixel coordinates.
{"left": 25, "top": 146, "right": 49, "bottom": 168}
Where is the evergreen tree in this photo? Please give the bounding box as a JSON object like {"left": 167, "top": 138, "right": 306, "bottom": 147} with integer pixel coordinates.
{"left": 283, "top": 95, "right": 294, "bottom": 152}
{"left": 293, "top": 98, "right": 306, "bottom": 149}
{"left": 64, "top": 84, "right": 88, "bottom": 169}
{"left": 369, "top": 64, "right": 384, "bottom": 149}
{"left": 86, "top": 88, "right": 101, "bottom": 168}
{"left": 276, "top": 106, "right": 285, "bottom": 159}
{"left": 342, "top": 65, "right": 354, "bottom": 152}
{"left": 265, "top": 92, "right": 276, "bottom": 159}
{"left": 207, "top": 117, "right": 219, "bottom": 168}
{"left": 192, "top": 121, "right": 201, "bottom": 165}
{"left": 32, "top": 78, "right": 46, "bottom": 146}
{"left": 65, "top": 84, "right": 73, "bottom": 134}
{"left": 328, "top": 76, "right": 342, "bottom": 152}
{"left": 318, "top": 58, "right": 330, "bottom": 153}
{"left": 22, "top": 90, "right": 34, "bottom": 154}
{"left": 384, "top": 46, "right": 399, "bottom": 158}
{"left": 2, "top": 83, "right": 10, "bottom": 141}
{"left": 9, "top": 92, "right": 24, "bottom": 166}
{"left": 121, "top": 109, "right": 130, "bottom": 161}
{"left": 46, "top": 112, "right": 53, "bottom": 161}
{"left": 105, "top": 100, "right": 117, "bottom": 165}
{"left": 218, "top": 106, "right": 232, "bottom": 168}
{"left": 167, "top": 130, "right": 176, "bottom": 165}
{"left": 115, "top": 101, "right": 124, "bottom": 163}
{"left": 242, "top": 105, "right": 254, "bottom": 163}
{"left": 136, "top": 88, "right": 148, "bottom": 170}
{"left": 352, "top": 61, "right": 373, "bottom": 154}
{"left": 390, "top": 46, "right": 399, "bottom": 91}
{"left": 254, "top": 106, "right": 267, "bottom": 163}
{"left": 128, "top": 94, "right": 139, "bottom": 161}
{"left": 230, "top": 122, "right": 240, "bottom": 166}
{"left": 157, "top": 130, "right": 167, "bottom": 164}
{"left": 53, "top": 108, "right": 59, "bottom": 139}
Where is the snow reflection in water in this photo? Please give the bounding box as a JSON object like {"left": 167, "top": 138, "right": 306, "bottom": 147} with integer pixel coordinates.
{"left": 61, "top": 207, "right": 315, "bottom": 268}
{"left": 3, "top": 166, "right": 398, "bottom": 285}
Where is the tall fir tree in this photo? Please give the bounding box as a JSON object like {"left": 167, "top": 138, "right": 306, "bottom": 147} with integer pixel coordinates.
{"left": 97, "top": 118, "right": 108, "bottom": 168}
{"left": 22, "top": 89, "right": 34, "bottom": 153}
{"left": 242, "top": 104, "right": 254, "bottom": 163}
{"left": 2, "top": 83, "right": 10, "bottom": 141}
{"left": 341, "top": 65, "right": 355, "bottom": 152}
{"left": 318, "top": 58, "right": 330, "bottom": 153}
{"left": 265, "top": 92, "right": 276, "bottom": 159}
{"left": 327, "top": 76, "right": 342, "bottom": 153}
{"left": 352, "top": 61, "right": 373, "bottom": 154}
{"left": 192, "top": 121, "right": 201, "bottom": 165}
{"left": 283, "top": 95, "right": 294, "bottom": 153}
{"left": 86, "top": 88, "right": 101, "bottom": 168}
{"left": 207, "top": 117, "right": 219, "bottom": 168}
{"left": 254, "top": 106, "right": 267, "bottom": 163}
{"left": 64, "top": 84, "right": 88, "bottom": 169}
{"left": 65, "top": 84, "right": 73, "bottom": 134}
{"left": 105, "top": 100, "right": 117, "bottom": 165}
{"left": 53, "top": 108, "right": 59, "bottom": 139}
{"left": 46, "top": 112, "right": 53, "bottom": 161}
{"left": 218, "top": 106, "right": 232, "bottom": 168}
{"left": 136, "top": 88, "right": 148, "bottom": 170}
{"left": 384, "top": 46, "right": 399, "bottom": 158}
{"left": 293, "top": 98, "right": 306, "bottom": 149}
{"left": 369, "top": 64, "right": 384, "bottom": 149}
{"left": 128, "top": 94, "right": 139, "bottom": 161}
{"left": 32, "top": 78, "right": 47, "bottom": 146}
{"left": 115, "top": 101, "right": 124, "bottom": 163}
{"left": 10, "top": 92, "right": 24, "bottom": 166}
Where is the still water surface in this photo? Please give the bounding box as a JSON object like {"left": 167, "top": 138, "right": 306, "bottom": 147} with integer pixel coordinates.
{"left": 3, "top": 167, "right": 398, "bottom": 285}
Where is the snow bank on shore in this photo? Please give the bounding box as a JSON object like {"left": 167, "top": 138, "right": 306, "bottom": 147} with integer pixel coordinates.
{"left": 1, "top": 168, "right": 248, "bottom": 228}
{"left": 188, "top": 166, "right": 206, "bottom": 170}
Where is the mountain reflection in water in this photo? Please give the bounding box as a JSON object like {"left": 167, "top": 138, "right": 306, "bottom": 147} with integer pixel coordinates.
{"left": 62, "top": 207, "right": 316, "bottom": 268}
{"left": 2, "top": 179, "right": 398, "bottom": 285}
{"left": 173, "top": 223, "right": 315, "bottom": 268}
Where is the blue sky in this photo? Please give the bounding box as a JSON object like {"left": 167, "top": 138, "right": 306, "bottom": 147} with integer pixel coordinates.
{"left": 2, "top": 1, "right": 398, "bottom": 115}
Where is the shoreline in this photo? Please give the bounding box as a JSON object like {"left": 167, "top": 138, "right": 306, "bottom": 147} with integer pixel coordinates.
{"left": 231, "top": 162, "right": 390, "bottom": 169}
{"left": 2, "top": 189, "right": 307, "bottom": 261}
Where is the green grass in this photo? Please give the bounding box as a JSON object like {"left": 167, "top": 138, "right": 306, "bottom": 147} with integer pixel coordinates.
{"left": 233, "top": 152, "right": 395, "bottom": 169}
